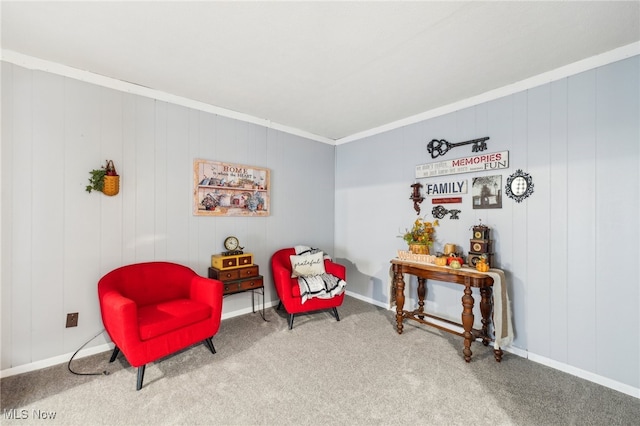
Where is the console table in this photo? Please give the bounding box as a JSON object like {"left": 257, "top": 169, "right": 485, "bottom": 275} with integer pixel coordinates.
{"left": 391, "top": 259, "right": 503, "bottom": 362}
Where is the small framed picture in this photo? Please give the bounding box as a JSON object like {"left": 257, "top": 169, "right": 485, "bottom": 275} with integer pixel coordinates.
{"left": 472, "top": 175, "right": 502, "bottom": 209}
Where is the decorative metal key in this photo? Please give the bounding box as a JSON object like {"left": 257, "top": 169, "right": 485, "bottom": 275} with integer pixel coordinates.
{"left": 432, "top": 205, "right": 461, "bottom": 220}
{"left": 427, "top": 136, "right": 490, "bottom": 159}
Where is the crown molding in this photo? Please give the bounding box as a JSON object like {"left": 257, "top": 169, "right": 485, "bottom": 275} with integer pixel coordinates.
{"left": 0, "top": 49, "right": 335, "bottom": 145}
{"left": 336, "top": 42, "right": 640, "bottom": 145}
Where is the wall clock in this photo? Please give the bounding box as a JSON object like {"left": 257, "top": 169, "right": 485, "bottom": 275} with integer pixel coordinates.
{"left": 505, "top": 169, "right": 534, "bottom": 203}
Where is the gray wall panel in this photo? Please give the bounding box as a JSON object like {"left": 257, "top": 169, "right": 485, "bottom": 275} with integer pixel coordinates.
{"left": 566, "top": 69, "right": 597, "bottom": 372}
{"left": 336, "top": 56, "right": 640, "bottom": 391}
{"left": 594, "top": 58, "right": 639, "bottom": 384}
{"left": 1, "top": 62, "right": 336, "bottom": 371}
{"left": 548, "top": 78, "right": 569, "bottom": 364}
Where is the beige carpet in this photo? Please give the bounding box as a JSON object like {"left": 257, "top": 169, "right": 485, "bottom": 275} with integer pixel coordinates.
{"left": 1, "top": 296, "right": 639, "bottom": 425}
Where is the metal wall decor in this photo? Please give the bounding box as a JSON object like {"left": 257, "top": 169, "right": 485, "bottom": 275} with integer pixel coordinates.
{"left": 410, "top": 182, "right": 424, "bottom": 215}
{"left": 505, "top": 169, "right": 534, "bottom": 203}
{"left": 426, "top": 136, "right": 490, "bottom": 159}
{"left": 432, "top": 205, "right": 461, "bottom": 220}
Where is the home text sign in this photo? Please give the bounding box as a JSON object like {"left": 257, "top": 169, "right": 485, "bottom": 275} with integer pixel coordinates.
{"left": 416, "top": 150, "right": 509, "bottom": 178}
{"left": 423, "top": 180, "right": 467, "bottom": 196}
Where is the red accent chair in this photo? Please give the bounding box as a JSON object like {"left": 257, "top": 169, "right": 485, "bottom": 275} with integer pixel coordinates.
{"left": 271, "top": 248, "right": 346, "bottom": 329}
{"left": 98, "top": 262, "right": 224, "bottom": 390}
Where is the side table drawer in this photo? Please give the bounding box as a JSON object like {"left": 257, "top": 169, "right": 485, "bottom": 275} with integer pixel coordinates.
{"left": 239, "top": 266, "right": 259, "bottom": 278}
{"left": 213, "top": 269, "right": 240, "bottom": 281}
{"left": 209, "top": 265, "right": 259, "bottom": 282}
{"left": 238, "top": 276, "right": 263, "bottom": 291}
{"left": 223, "top": 276, "right": 264, "bottom": 295}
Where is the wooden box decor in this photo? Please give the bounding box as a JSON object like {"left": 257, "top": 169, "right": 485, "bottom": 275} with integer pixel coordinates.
{"left": 472, "top": 224, "right": 490, "bottom": 240}
{"left": 468, "top": 222, "right": 495, "bottom": 267}
{"left": 211, "top": 253, "right": 254, "bottom": 270}
{"left": 467, "top": 253, "right": 495, "bottom": 268}
{"left": 470, "top": 239, "right": 492, "bottom": 253}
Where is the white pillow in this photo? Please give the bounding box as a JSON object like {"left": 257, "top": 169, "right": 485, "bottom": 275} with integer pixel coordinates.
{"left": 290, "top": 251, "right": 326, "bottom": 278}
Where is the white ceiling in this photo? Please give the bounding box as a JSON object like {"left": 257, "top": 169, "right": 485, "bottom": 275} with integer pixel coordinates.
{"left": 2, "top": 1, "right": 639, "bottom": 143}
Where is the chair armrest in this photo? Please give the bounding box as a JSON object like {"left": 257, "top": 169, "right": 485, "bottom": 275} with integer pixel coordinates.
{"left": 272, "top": 263, "right": 295, "bottom": 294}
{"left": 324, "top": 260, "right": 346, "bottom": 280}
{"left": 100, "top": 291, "right": 140, "bottom": 349}
{"left": 190, "top": 276, "right": 223, "bottom": 309}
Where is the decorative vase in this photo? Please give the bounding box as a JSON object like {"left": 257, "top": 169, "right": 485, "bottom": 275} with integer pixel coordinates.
{"left": 409, "top": 244, "right": 429, "bottom": 255}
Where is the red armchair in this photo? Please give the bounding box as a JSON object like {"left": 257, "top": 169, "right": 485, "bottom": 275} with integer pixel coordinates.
{"left": 271, "top": 248, "right": 346, "bottom": 329}
{"left": 98, "top": 262, "right": 224, "bottom": 390}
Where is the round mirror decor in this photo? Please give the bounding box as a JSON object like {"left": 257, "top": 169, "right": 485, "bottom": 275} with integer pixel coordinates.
{"left": 505, "top": 169, "right": 534, "bottom": 203}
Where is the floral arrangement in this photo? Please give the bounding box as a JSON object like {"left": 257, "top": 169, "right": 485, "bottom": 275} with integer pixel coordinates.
{"left": 400, "top": 217, "right": 439, "bottom": 247}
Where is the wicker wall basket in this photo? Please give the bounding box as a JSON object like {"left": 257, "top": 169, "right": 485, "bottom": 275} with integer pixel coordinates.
{"left": 103, "top": 175, "right": 120, "bottom": 196}
{"left": 102, "top": 160, "right": 120, "bottom": 196}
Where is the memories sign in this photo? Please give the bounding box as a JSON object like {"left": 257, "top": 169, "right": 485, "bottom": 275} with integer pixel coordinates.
{"left": 416, "top": 150, "right": 509, "bottom": 178}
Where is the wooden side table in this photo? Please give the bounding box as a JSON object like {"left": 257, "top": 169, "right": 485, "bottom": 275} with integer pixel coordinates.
{"left": 208, "top": 264, "right": 266, "bottom": 320}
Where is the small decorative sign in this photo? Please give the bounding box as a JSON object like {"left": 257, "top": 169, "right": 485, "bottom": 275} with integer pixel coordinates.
{"left": 416, "top": 151, "right": 509, "bottom": 178}
{"left": 432, "top": 197, "right": 462, "bottom": 204}
{"left": 423, "top": 180, "right": 467, "bottom": 196}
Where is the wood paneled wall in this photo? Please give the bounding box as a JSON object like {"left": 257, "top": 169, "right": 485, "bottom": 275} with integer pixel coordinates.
{"left": 1, "top": 62, "right": 337, "bottom": 371}
{"left": 335, "top": 56, "right": 639, "bottom": 392}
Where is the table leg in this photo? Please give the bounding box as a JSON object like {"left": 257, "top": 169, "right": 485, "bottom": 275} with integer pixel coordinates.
{"left": 393, "top": 265, "right": 405, "bottom": 334}
{"left": 480, "top": 287, "right": 492, "bottom": 346}
{"left": 417, "top": 277, "right": 426, "bottom": 320}
{"left": 461, "top": 280, "right": 474, "bottom": 362}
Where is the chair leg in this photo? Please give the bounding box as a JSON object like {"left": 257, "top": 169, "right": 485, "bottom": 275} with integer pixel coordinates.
{"left": 203, "top": 337, "right": 216, "bottom": 354}
{"left": 109, "top": 346, "right": 120, "bottom": 363}
{"left": 288, "top": 313, "right": 295, "bottom": 330}
{"left": 276, "top": 300, "right": 283, "bottom": 311}
{"left": 332, "top": 307, "right": 340, "bottom": 322}
{"left": 136, "top": 365, "right": 146, "bottom": 391}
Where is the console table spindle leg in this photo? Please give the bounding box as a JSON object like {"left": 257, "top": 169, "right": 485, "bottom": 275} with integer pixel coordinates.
{"left": 393, "top": 266, "right": 405, "bottom": 334}
{"left": 480, "top": 287, "right": 492, "bottom": 346}
{"left": 461, "top": 280, "right": 474, "bottom": 362}
{"left": 417, "top": 277, "right": 426, "bottom": 320}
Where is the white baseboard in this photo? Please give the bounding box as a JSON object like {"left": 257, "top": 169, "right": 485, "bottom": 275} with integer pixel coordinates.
{"left": 0, "top": 342, "right": 114, "bottom": 379}
{"left": 3, "top": 295, "right": 638, "bottom": 400}
{"left": 527, "top": 353, "right": 639, "bottom": 399}
{"left": 352, "top": 291, "right": 639, "bottom": 400}
{"left": 0, "top": 300, "right": 280, "bottom": 379}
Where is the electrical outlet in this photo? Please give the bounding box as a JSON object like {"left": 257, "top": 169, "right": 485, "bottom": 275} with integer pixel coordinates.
{"left": 66, "top": 313, "right": 78, "bottom": 328}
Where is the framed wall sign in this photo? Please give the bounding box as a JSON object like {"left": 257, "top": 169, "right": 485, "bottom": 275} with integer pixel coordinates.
{"left": 193, "top": 159, "right": 270, "bottom": 216}
{"left": 472, "top": 175, "right": 502, "bottom": 209}
{"left": 415, "top": 150, "right": 509, "bottom": 178}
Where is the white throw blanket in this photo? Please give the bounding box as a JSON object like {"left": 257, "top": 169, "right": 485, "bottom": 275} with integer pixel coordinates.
{"left": 485, "top": 269, "right": 514, "bottom": 350}
{"left": 294, "top": 246, "right": 347, "bottom": 303}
